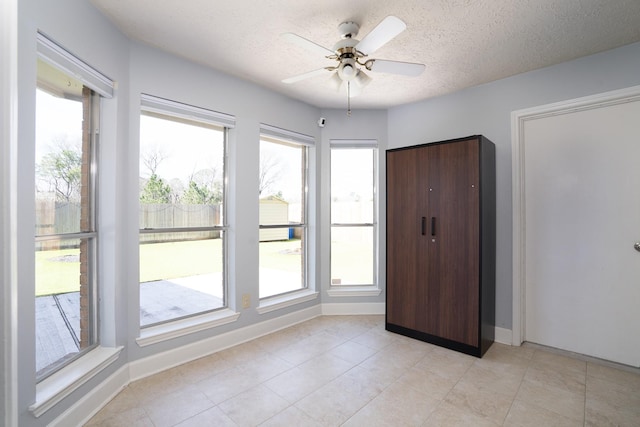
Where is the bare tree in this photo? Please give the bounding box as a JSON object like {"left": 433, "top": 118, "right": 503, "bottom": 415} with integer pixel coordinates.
{"left": 139, "top": 146, "right": 173, "bottom": 203}
{"left": 141, "top": 146, "right": 167, "bottom": 177}
{"left": 259, "top": 153, "right": 284, "bottom": 196}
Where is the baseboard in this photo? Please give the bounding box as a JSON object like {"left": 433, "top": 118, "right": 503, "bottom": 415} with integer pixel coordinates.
{"left": 494, "top": 326, "right": 512, "bottom": 345}
{"left": 129, "top": 304, "right": 322, "bottom": 381}
{"left": 48, "top": 364, "right": 129, "bottom": 427}
{"left": 321, "top": 302, "right": 385, "bottom": 315}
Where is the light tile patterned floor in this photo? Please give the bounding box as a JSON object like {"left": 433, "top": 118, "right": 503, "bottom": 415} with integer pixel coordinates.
{"left": 86, "top": 315, "right": 640, "bottom": 426}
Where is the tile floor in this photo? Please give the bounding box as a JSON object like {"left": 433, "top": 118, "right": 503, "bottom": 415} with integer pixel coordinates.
{"left": 86, "top": 315, "right": 640, "bottom": 426}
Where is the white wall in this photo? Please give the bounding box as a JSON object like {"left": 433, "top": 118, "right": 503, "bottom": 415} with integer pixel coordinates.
{"left": 388, "top": 41, "right": 640, "bottom": 330}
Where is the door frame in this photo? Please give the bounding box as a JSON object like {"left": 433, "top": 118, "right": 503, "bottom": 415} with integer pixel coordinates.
{"left": 510, "top": 84, "right": 640, "bottom": 346}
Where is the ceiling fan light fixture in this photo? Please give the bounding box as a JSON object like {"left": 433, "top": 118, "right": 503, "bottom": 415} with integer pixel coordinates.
{"left": 354, "top": 70, "right": 372, "bottom": 88}
{"left": 337, "top": 58, "right": 357, "bottom": 81}
{"left": 329, "top": 72, "right": 343, "bottom": 91}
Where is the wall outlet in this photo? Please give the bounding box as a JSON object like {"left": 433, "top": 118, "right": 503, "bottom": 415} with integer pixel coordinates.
{"left": 242, "top": 293, "right": 251, "bottom": 309}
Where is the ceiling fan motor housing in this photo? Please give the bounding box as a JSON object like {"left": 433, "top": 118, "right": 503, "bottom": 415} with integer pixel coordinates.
{"left": 338, "top": 21, "right": 359, "bottom": 39}
{"left": 333, "top": 35, "right": 361, "bottom": 82}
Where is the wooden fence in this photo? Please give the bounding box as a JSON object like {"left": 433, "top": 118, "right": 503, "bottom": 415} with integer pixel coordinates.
{"left": 139, "top": 204, "right": 221, "bottom": 243}
{"left": 35, "top": 201, "right": 222, "bottom": 247}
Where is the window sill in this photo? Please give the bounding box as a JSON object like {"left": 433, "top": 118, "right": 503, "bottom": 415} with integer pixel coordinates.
{"left": 30, "top": 346, "right": 123, "bottom": 418}
{"left": 326, "top": 286, "right": 382, "bottom": 297}
{"left": 137, "top": 308, "right": 240, "bottom": 347}
{"left": 257, "top": 289, "right": 319, "bottom": 314}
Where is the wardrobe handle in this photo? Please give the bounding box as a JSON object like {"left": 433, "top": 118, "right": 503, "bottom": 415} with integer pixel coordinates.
{"left": 421, "top": 217, "right": 426, "bottom": 235}
{"left": 431, "top": 217, "right": 436, "bottom": 236}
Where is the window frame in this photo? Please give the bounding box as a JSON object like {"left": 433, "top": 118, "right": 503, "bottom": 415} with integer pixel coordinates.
{"left": 138, "top": 94, "right": 233, "bottom": 328}
{"left": 34, "top": 59, "right": 103, "bottom": 383}
{"left": 329, "top": 139, "right": 380, "bottom": 293}
{"left": 258, "top": 125, "right": 314, "bottom": 302}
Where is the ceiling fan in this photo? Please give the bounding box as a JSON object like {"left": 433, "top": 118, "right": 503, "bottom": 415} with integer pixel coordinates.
{"left": 281, "top": 16, "right": 425, "bottom": 114}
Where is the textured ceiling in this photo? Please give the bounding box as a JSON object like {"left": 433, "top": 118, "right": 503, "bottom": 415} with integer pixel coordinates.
{"left": 90, "top": 0, "right": 640, "bottom": 109}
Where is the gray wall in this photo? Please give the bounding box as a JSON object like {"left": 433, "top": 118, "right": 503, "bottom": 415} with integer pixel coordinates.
{"left": 388, "top": 41, "right": 640, "bottom": 330}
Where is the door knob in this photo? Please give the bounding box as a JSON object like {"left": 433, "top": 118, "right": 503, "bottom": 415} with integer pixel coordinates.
{"left": 635, "top": 242, "right": 640, "bottom": 252}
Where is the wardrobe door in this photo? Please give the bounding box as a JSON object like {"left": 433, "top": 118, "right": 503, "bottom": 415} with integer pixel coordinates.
{"left": 386, "top": 146, "right": 429, "bottom": 330}
{"left": 426, "top": 139, "right": 480, "bottom": 347}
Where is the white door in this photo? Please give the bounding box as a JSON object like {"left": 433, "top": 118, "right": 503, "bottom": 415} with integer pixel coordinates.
{"left": 523, "top": 95, "right": 640, "bottom": 367}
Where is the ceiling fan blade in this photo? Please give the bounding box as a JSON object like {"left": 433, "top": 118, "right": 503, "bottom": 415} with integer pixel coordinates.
{"left": 356, "top": 16, "right": 406, "bottom": 55}
{"left": 368, "top": 59, "right": 425, "bottom": 76}
{"left": 282, "top": 32, "right": 334, "bottom": 57}
{"left": 282, "top": 67, "right": 332, "bottom": 84}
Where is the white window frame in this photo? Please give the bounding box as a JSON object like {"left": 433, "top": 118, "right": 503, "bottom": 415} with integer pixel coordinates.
{"left": 257, "top": 124, "right": 318, "bottom": 313}
{"left": 327, "top": 139, "right": 381, "bottom": 297}
{"left": 137, "top": 94, "right": 235, "bottom": 332}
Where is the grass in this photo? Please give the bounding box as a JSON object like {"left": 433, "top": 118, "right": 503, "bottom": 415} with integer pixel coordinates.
{"left": 139, "top": 239, "right": 223, "bottom": 282}
{"left": 36, "top": 247, "right": 82, "bottom": 296}
{"left": 36, "top": 237, "right": 373, "bottom": 296}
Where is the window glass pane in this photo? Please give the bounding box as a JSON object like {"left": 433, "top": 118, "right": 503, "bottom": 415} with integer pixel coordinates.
{"left": 139, "top": 111, "right": 226, "bottom": 326}
{"left": 140, "top": 231, "right": 224, "bottom": 326}
{"left": 259, "top": 139, "right": 306, "bottom": 298}
{"left": 331, "top": 148, "right": 374, "bottom": 224}
{"left": 331, "top": 226, "right": 374, "bottom": 285}
{"left": 330, "top": 146, "right": 377, "bottom": 286}
{"left": 35, "top": 84, "right": 85, "bottom": 235}
{"left": 259, "top": 139, "right": 303, "bottom": 223}
{"left": 259, "top": 227, "right": 304, "bottom": 298}
{"left": 35, "top": 57, "right": 98, "bottom": 380}
{"left": 139, "top": 114, "right": 224, "bottom": 227}
{"left": 35, "top": 237, "right": 95, "bottom": 377}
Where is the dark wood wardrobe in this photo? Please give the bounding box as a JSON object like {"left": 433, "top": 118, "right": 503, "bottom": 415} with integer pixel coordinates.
{"left": 385, "top": 135, "right": 496, "bottom": 357}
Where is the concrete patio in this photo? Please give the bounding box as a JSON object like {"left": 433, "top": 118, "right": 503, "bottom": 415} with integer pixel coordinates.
{"left": 36, "top": 279, "right": 224, "bottom": 375}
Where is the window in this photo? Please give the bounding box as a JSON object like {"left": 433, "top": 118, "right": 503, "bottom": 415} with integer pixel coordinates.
{"left": 330, "top": 141, "right": 377, "bottom": 287}
{"left": 139, "top": 95, "right": 232, "bottom": 327}
{"left": 35, "top": 59, "right": 100, "bottom": 379}
{"left": 259, "top": 126, "right": 313, "bottom": 299}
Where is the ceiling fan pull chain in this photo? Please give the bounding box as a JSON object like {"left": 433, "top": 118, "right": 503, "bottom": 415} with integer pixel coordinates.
{"left": 347, "top": 81, "right": 352, "bottom": 117}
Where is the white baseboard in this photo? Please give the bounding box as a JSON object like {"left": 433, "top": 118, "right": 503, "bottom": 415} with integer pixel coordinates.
{"left": 48, "top": 365, "right": 129, "bottom": 427}
{"left": 322, "top": 302, "right": 385, "bottom": 315}
{"left": 494, "top": 326, "right": 513, "bottom": 345}
{"left": 129, "top": 304, "right": 321, "bottom": 381}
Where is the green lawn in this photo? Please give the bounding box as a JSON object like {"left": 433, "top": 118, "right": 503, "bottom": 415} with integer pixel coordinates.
{"left": 36, "top": 237, "right": 372, "bottom": 296}
{"left": 37, "top": 238, "right": 306, "bottom": 296}
{"left": 36, "top": 247, "right": 82, "bottom": 296}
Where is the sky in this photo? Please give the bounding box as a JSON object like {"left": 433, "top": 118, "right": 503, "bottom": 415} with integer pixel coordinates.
{"left": 37, "top": 89, "right": 374, "bottom": 207}
{"left": 35, "top": 89, "right": 82, "bottom": 162}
